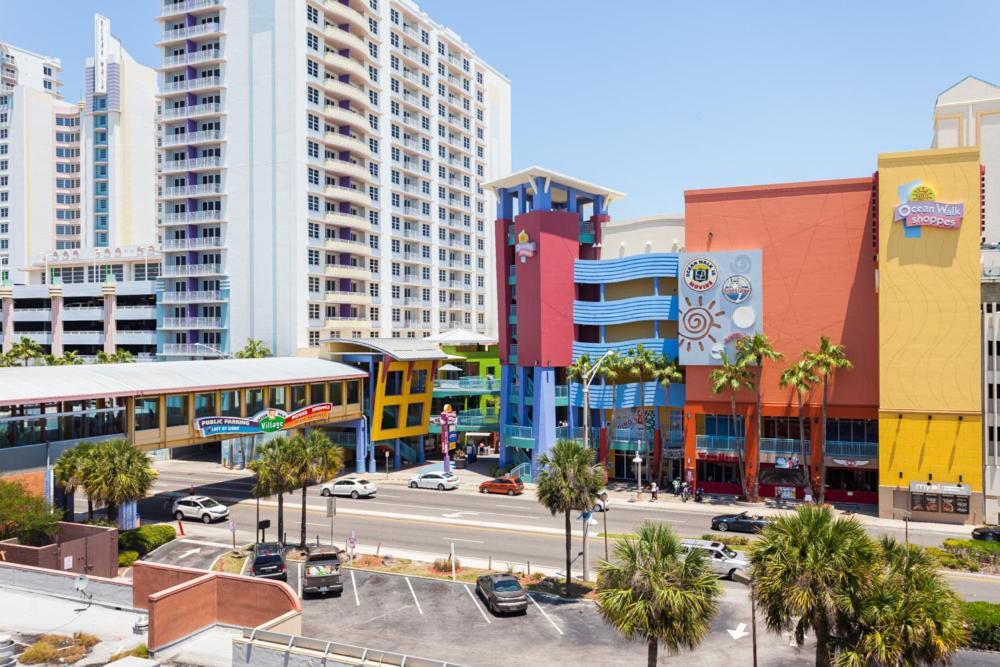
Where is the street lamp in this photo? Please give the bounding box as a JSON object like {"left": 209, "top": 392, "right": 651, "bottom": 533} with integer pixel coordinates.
{"left": 633, "top": 449, "right": 643, "bottom": 500}
{"left": 581, "top": 349, "right": 614, "bottom": 451}
{"left": 384, "top": 450, "right": 390, "bottom": 478}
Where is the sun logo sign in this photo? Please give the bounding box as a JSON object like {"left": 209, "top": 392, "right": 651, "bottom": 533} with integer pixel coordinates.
{"left": 514, "top": 229, "right": 536, "bottom": 263}
{"left": 894, "top": 180, "right": 963, "bottom": 239}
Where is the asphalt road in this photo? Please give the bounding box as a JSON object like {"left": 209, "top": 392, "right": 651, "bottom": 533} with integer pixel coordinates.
{"left": 121, "top": 461, "right": 1000, "bottom": 603}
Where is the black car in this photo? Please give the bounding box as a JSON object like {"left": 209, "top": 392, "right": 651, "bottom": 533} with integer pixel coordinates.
{"left": 250, "top": 542, "right": 287, "bottom": 581}
{"left": 476, "top": 574, "right": 528, "bottom": 615}
{"left": 972, "top": 526, "right": 1000, "bottom": 541}
{"left": 711, "top": 512, "right": 771, "bottom": 534}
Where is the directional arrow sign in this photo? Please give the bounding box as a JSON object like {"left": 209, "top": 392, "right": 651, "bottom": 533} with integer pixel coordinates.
{"left": 727, "top": 623, "right": 749, "bottom": 640}
{"left": 177, "top": 548, "right": 202, "bottom": 559}
{"left": 442, "top": 511, "right": 481, "bottom": 518}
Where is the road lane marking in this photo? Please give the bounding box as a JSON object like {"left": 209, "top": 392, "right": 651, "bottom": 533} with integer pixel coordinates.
{"left": 443, "top": 537, "right": 484, "bottom": 544}
{"left": 464, "top": 584, "right": 491, "bottom": 624}
{"left": 527, "top": 593, "right": 563, "bottom": 635}
{"left": 405, "top": 577, "right": 423, "bottom": 615}
{"left": 350, "top": 569, "right": 361, "bottom": 606}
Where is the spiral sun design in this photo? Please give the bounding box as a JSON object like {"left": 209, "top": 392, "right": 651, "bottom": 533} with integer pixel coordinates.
{"left": 680, "top": 295, "right": 724, "bottom": 352}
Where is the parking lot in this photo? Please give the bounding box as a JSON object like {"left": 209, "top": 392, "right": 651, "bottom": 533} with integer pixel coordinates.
{"left": 287, "top": 566, "right": 816, "bottom": 666}
{"left": 145, "top": 538, "right": 232, "bottom": 572}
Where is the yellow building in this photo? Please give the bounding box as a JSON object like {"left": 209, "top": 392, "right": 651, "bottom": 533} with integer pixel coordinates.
{"left": 877, "top": 147, "right": 983, "bottom": 523}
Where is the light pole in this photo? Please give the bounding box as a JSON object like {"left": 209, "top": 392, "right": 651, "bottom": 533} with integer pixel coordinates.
{"left": 384, "top": 450, "right": 390, "bottom": 478}
{"left": 581, "top": 349, "right": 614, "bottom": 451}
{"left": 194, "top": 342, "right": 231, "bottom": 359}
{"left": 633, "top": 449, "right": 643, "bottom": 500}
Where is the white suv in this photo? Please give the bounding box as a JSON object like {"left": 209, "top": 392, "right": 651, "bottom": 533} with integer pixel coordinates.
{"left": 172, "top": 495, "right": 230, "bottom": 523}
{"left": 680, "top": 539, "right": 748, "bottom": 579}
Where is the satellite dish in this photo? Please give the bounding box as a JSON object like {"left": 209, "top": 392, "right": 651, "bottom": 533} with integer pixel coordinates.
{"left": 73, "top": 575, "right": 89, "bottom": 593}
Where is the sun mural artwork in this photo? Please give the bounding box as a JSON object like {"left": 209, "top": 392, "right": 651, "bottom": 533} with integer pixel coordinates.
{"left": 679, "top": 295, "right": 724, "bottom": 352}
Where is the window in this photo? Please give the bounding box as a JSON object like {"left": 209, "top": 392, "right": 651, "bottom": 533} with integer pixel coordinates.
{"left": 268, "top": 386, "right": 286, "bottom": 410}
{"left": 220, "top": 390, "right": 240, "bottom": 416}
{"left": 194, "top": 392, "right": 216, "bottom": 418}
{"left": 308, "top": 86, "right": 320, "bottom": 105}
{"left": 409, "top": 369, "right": 427, "bottom": 393}
{"left": 381, "top": 405, "right": 400, "bottom": 430}
{"left": 134, "top": 398, "right": 160, "bottom": 431}
{"left": 347, "top": 380, "right": 360, "bottom": 405}
{"left": 385, "top": 370, "right": 404, "bottom": 395}
{"left": 330, "top": 382, "right": 344, "bottom": 405}
{"left": 246, "top": 388, "right": 264, "bottom": 415}
{"left": 307, "top": 32, "right": 319, "bottom": 51}
{"left": 406, "top": 403, "right": 424, "bottom": 427}
{"left": 309, "top": 383, "right": 326, "bottom": 403}
{"left": 307, "top": 5, "right": 319, "bottom": 23}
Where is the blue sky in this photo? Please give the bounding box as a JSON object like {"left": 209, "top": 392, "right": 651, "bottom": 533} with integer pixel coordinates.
{"left": 3, "top": 1, "right": 999, "bottom": 218}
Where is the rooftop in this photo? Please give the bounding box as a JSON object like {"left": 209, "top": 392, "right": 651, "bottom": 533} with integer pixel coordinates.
{"left": 321, "top": 338, "right": 456, "bottom": 361}
{"left": 484, "top": 166, "right": 626, "bottom": 205}
{"left": 0, "top": 357, "right": 366, "bottom": 406}
{"left": 424, "top": 328, "right": 497, "bottom": 346}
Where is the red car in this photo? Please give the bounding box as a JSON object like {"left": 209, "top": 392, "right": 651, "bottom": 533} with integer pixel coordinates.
{"left": 479, "top": 477, "right": 525, "bottom": 496}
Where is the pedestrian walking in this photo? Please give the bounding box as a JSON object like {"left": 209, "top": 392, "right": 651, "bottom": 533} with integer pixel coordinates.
{"left": 672, "top": 478, "right": 680, "bottom": 495}
{"left": 486, "top": 372, "right": 494, "bottom": 391}
{"left": 650, "top": 481, "right": 658, "bottom": 501}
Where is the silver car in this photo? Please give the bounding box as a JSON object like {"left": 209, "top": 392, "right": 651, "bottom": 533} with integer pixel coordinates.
{"left": 680, "top": 539, "right": 748, "bottom": 579}
{"left": 408, "top": 471, "right": 460, "bottom": 491}
{"left": 321, "top": 478, "right": 377, "bottom": 499}
{"left": 171, "top": 495, "right": 229, "bottom": 523}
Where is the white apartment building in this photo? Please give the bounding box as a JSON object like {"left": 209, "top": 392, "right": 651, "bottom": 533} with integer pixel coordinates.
{"left": 0, "top": 18, "right": 157, "bottom": 286}
{"left": 155, "top": 0, "right": 511, "bottom": 359}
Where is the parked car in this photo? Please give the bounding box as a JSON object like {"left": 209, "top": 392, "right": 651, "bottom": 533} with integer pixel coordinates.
{"left": 171, "top": 495, "right": 230, "bottom": 523}
{"left": 972, "top": 525, "right": 1000, "bottom": 541}
{"left": 593, "top": 492, "right": 610, "bottom": 512}
{"left": 250, "top": 542, "right": 286, "bottom": 581}
{"left": 680, "top": 539, "right": 748, "bottom": 579}
{"left": 409, "top": 471, "right": 460, "bottom": 491}
{"left": 301, "top": 546, "right": 343, "bottom": 596}
{"left": 321, "top": 478, "right": 377, "bottom": 499}
{"left": 710, "top": 511, "right": 770, "bottom": 534}
{"left": 476, "top": 573, "right": 528, "bottom": 615}
{"left": 478, "top": 477, "right": 524, "bottom": 496}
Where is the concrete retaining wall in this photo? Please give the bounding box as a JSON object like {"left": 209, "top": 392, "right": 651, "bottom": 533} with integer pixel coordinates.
{"left": 0, "top": 560, "right": 132, "bottom": 608}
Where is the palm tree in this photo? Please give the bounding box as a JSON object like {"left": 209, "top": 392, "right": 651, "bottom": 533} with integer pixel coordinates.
{"left": 735, "top": 333, "right": 782, "bottom": 501}
{"left": 95, "top": 351, "right": 114, "bottom": 364}
{"left": 805, "top": 337, "right": 853, "bottom": 504}
{"left": 708, "top": 352, "right": 754, "bottom": 498}
{"left": 567, "top": 354, "right": 593, "bottom": 440}
{"left": 289, "top": 430, "right": 344, "bottom": 547}
{"left": 10, "top": 336, "right": 43, "bottom": 367}
{"left": 112, "top": 349, "right": 135, "bottom": 363}
{"left": 235, "top": 339, "right": 272, "bottom": 359}
{"left": 749, "top": 504, "right": 876, "bottom": 667}
{"left": 82, "top": 439, "right": 159, "bottom": 524}
{"left": 598, "top": 350, "right": 625, "bottom": 422}
{"left": 778, "top": 358, "right": 820, "bottom": 499}
{"left": 623, "top": 344, "right": 660, "bottom": 452}
{"left": 836, "top": 537, "right": 966, "bottom": 665}
{"left": 535, "top": 439, "right": 606, "bottom": 596}
{"left": 53, "top": 443, "right": 95, "bottom": 520}
{"left": 0, "top": 352, "right": 15, "bottom": 367}
{"left": 596, "top": 521, "right": 721, "bottom": 667}
{"left": 249, "top": 436, "right": 296, "bottom": 543}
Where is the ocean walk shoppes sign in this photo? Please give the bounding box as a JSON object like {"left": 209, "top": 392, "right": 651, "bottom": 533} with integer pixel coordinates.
{"left": 195, "top": 403, "right": 334, "bottom": 438}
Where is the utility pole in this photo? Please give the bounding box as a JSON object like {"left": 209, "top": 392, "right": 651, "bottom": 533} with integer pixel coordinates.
{"left": 751, "top": 579, "right": 758, "bottom": 667}
{"left": 581, "top": 349, "right": 613, "bottom": 452}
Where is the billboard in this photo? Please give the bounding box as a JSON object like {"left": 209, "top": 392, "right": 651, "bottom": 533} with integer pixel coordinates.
{"left": 678, "top": 250, "right": 763, "bottom": 366}
{"left": 195, "top": 403, "right": 333, "bottom": 438}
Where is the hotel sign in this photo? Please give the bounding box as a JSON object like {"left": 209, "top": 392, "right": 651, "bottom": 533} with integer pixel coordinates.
{"left": 894, "top": 181, "right": 963, "bottom": 230}
{"left": 195, "top": 403, "right": 333, "bottom": 437}
{"left": 94, "top": 14, "right": 110, "bottom": 95}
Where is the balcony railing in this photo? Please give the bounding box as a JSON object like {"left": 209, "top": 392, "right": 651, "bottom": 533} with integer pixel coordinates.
{"left": 162, "top": 263, "right": 223, "bottom": 277}
{"left": 503, "top": 425, "right": 533, "bottom": 440}
{"left": 825, "top": 440, "right": 878, "bottom": 458}
{"left": 162, "top": 183, "right": 223, "bottom": 198}
{"left": 162, "top": 49, "right": 222, "bottom": 67}
{"left": 695, "top": 435, "right": 742, "bottom": 452}
{"left": 163, "top": 237, "right": 224, "bottom": 250}
{"left": 161, "top": 290, "right": 223, "bottom": 303}
{"left": 160, "top": 0, "right": 221, "bottom": 16}
{"left": 162, "top": 317, "right": 223, "bottom": 329}
{"left": 162, "top": 156, "right": 223, "bottom": 171}
{"left": 162, "top": 210, "right": 224, "bottom": 225}
{"left": 161, "top": 103, "right": 223, "bottom": 119}
{"left": 160, "top": 76, "right": 223, "bottom": 94}
{"left": 160, "top": 22, "right": 222, "bottom": 42}
{"left": 433, "top": 376, "right": 498, "bottom": 392}
{"left": 161, "top": 343, "right": 224, "bottom": 356}
{"left": 759, "top": 437, "right": 808, "bottom": 456}
{"left": 161, "top": 129, "right": 223, "bottom": 146}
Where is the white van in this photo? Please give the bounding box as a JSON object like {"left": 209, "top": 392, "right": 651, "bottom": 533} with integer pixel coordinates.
{"left": 680, "top": 539, "right": 748, "bottom": 579}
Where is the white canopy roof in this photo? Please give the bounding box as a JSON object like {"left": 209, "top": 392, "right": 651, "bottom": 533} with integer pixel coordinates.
{"left": 0, "top": 357, "right": 366, "bottom": 407}
{"left": 424, "top": 329, "right": 497, "bottom": 346}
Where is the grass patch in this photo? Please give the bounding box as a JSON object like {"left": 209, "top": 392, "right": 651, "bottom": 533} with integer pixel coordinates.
{"left": 700, "top": 533, "right": 752, "bottom": 547}
{"left": 19, "top": 632, "right": 99, "bottom": 665}
{"left": 597, "top": 532, "right": 636, "bottom": 540}
{"left": 348, "top": 554, "right": 522, "bottom": 585}
{"left": 108, "top": 643, "right": 149, "bottom": 663}
{"left": 523, "top": 575, "right": 596, "bottom": 600}
{"left": 218, "top": 550, "right": 248, "bottom": 574}
{"left": 963, "top": 601, "right": 1000, "bottom": 651}
{"left": 927, "top": 546, "right": 980, "bottom": 572}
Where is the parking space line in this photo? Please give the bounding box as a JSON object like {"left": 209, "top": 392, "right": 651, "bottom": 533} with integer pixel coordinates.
{"left": 350, "top": 569, "right": 361, "bottom": 606}
{"left": 527, "top": 594, "right": 564, "bottom": 635}
{"left": 443, "top": 537, "right": 484, "bottom": 544}
{"left": 464, "top": 584, "right": 492, "bottom": 624}
{"left": 405, "top": 577, "right": 423, "bottom": 615}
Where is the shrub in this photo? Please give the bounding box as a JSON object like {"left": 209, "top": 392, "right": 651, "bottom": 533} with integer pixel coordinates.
{"left": 0, "top": 480, "right": 60, "bottom": 546}
{"left": 432, "top": 557, "right": 460, "bottom": 573}
{"left": 18, "top": 639, "right": 59, "bottom": 664}
{"left": 943, "top": 538, "right": 1000, "bottom": 566}
{"left": 118, "top": 524, "right": 176, "bottom": 555}
{"left": 927, "top": 546, "right": 979, "bottom": 572}
{"left": 117, "top": 550, "right": 139, "bottom": 568}
{"left": 20, "top": 633, "right": 98, "bottom": 665}
{"left": 108, "top": 643, "right": 149, "bottom": 662}
{"left": 963, "top": 602, "right": 1000, "bottom": 650}
{"left": 701, "top": 533, "right": 751, "bottom": 547}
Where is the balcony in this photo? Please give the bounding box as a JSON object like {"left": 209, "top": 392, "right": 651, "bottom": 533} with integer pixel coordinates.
{"left": 569, "top": 381, "right": 685, "bottom": 410}
{"left": 324, "top": 236, "right": 371, "bottom": 255}
{"left": 322, "top": 211, "right": 369, "bottom": 230}
{"left": 324, "top": 264, "right": 370, "bottom": 280}
{"left": 325, "top": 317, "right": 373, "bottom": 328}
{"left": 161, "top": 130, "right": 223, "bottom": 147}
{"left": 162, "top": 48, "right": 223, "bottom": 68}
{"left": 324, "top": 184, "right": 369, "bottom": 208}
{"left": 162, "top": 237, "right": 224, "bottom": 250}
{"left": 574, "top": 253, "right": 680, "bottom": 284}
{"left": 323, "top": 78, "right": 369, "bottom": 109}
{"left": 503, "top": 425, "right": 534, "bottom": 449}
{"left": 160, "top": 290, "right": 223, "bottom": 303}
{"left": 555, "top": 426, "right": 599, "bottom": 444}
{"left": 433, "top": 376, "right": 498, "bottom": 394}
{"left": 161, "top": 156, "right": 223, "bottom": 172}
{"left": 759, "top": 438, "right": 808, "bottom": 456}
{"left": 695, "top": 435, "right": 743, "bottom": 452}
{"left": 572, "top": 295, "right": 677, "bottom": 326}
{"left": 162, "top": 263, "right": 223, "bottom": 277}
{"left": 160, "top": 76, "right": 223, "bottom": 94}
{"left": 324, "top": 158, "right": 372, "bottom": 183}
{"left": 160, "top": 0, "right": 221, "bottom": 17}
{"left": 825, "top": 440, "right": 878, "bottom": 459}
{"left": 323, "top": 290, "right": 371, "bottom": 305}
{"left": 323, "top": 131, "right": 369, "bottom": 155}
{"left": 162, "top": 183, "right": 223, "bottom": 198}
{"left": 322, "top": 104, "right": 368, "bottom": 131}
{"left": 162, "top": 317, "right": 223, "bottom": 329}
{"left": 323, "top": 0, "right": 367, "bottom": 32}
{"left": 323, "top": 26, "right": 368, "bottom": 60}
{"left": 161, "top": 343, "right": 222, "bottom": 356}
{"left": 159, "top": 22, "right": 222, "bottom": 43}
{"left": 323, "top": 51, "right": 367, "bottom": 80}
{"left": 572, "top": 338, "right": 680, "bottom": 363}
{"left": 162, "top": 210, "right": 224, "bottom": 225}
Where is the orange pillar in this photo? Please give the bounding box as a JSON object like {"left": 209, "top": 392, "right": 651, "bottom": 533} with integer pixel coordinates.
{"left": 684, "top": 408, "right": 697, "bottom": 488}
{"left": 809, "top": 409, "right": 824, "bottom": 500}
{"left": 744, "top": 410, "right": 759, "bottom": 501}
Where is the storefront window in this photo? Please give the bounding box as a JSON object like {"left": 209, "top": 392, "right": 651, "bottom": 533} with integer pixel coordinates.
{"left": 166, "top": 395, "right": 189, "bottom": 427}
{"left": 826, "top": 419, "right": 878, "bottom": 443}
{"left": 330, "top": 382, "right": 343, "bottom": 405}
{"left": 194, "top": 392, "right": 216, "bottom": 419}
{"left": 406, "top": 403, "right": 424, "bottom": 427}
{"left": 761, "top": 417, "right": 809, "bottom": 440}
{"left": 246, "top": 388, "right": 264, "bottom": 416}
{"left": 700, "top": 415, "right": 743, "bottom": 437}
{"left": 310, "top": 383, "right": 326, "bottom": 404}
{"left": 268, "top": 386, "right": 286, "bottom": 410}
{"left": 134, "top": 397, "right": 159, "bottom": 431}
{"left": 697, "top": 460, "right": 738, "bottom": 484}
{"left": 290, "top": 385, "right": 307, "bottom": 410}
{"left": 220, "top": 390, "right": 240, "bottom": 417}
{"left": 825, "top": 468, "right": 877, "bottom": 492}
{"left": 382, "top": 405, "right": 400, "bottom": 430}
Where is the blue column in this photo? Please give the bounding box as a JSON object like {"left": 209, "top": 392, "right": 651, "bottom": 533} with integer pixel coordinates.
{"left": 599, "top": 283, "right": 605, "bottom": 302}
{"left": 518, "top": 366, "right": 531, "bottom": 427}
{"left": 394, "top": 438, "right": 402, "bottom": 471}
{"left": 653, "top": 277, "right": 659, "bottom": 296}
{"left": 498, "top": 365, "right": 512, "bottom": 468}
{"left": 532, "top": 366, "right": 557, "bottom": 478}
{"left": 368, "top": 441, "right": 377, "bottom": 474}
{"left": 566, "top": 385, "right": 576, "bottom": 431}
{"left": 532, "top": 177, "right": 552, "bottom": 211}
{"left": 354, "top": 419, "right": 366, "bottom": 474}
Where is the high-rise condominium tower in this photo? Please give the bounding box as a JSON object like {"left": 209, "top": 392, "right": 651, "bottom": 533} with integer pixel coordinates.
{"left": 156, "top": 0, "right": 511, "bottom": 358}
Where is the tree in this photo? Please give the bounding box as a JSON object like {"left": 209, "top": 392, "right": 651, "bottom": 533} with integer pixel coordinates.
{"left": 805, "top": 336, "right": 853, "bottom": 504}
{"left": 289, "top": 430, "right": 344, "bottom": 547}
{"left": 54, "top": 443, "right": 95, "bottom": 520}
{"left": 96, "top": 350, "right": 135, "bottom": 364}
{"left": 0, "top": 479, "right": 61, "bottom": 546}
{"left": 82, "top": 439, "right": 158, "bottom": 524}
{"left": 623, "top": 344, "right": 660, "bottom": 453}
{"left": 596, "top": 521, "right": 720, "bottom": 667}
{"left": 708, "top": 352, "right": 754, "bottom": 498}
{"left": 0, "top": 352, "right": 15, "bottom": 368}
{"left": 836, "top": 537, "right": 966, "bottom": 666}
{"left": 249, "top": 436, "right": 296, "bottom": 543}
{"left": 778, "top": 358, "right": 820, "bottom": 499}
{"left": 749, "top": 504, "right": 876, "bottom": 666}
{"left": 235, "top": 339, "right": 272, "bottom": 359}
{"left": 10, "top": 336, "right": 43, "bottom": 367}
{"left": 535, "top": 439, "right": 606, "bottom": 596}
{"left": 598, "top": 350, "right": 625, "bottom": 414}
{"left": 735, "top": 333, "right": 782, "bottom": 501}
